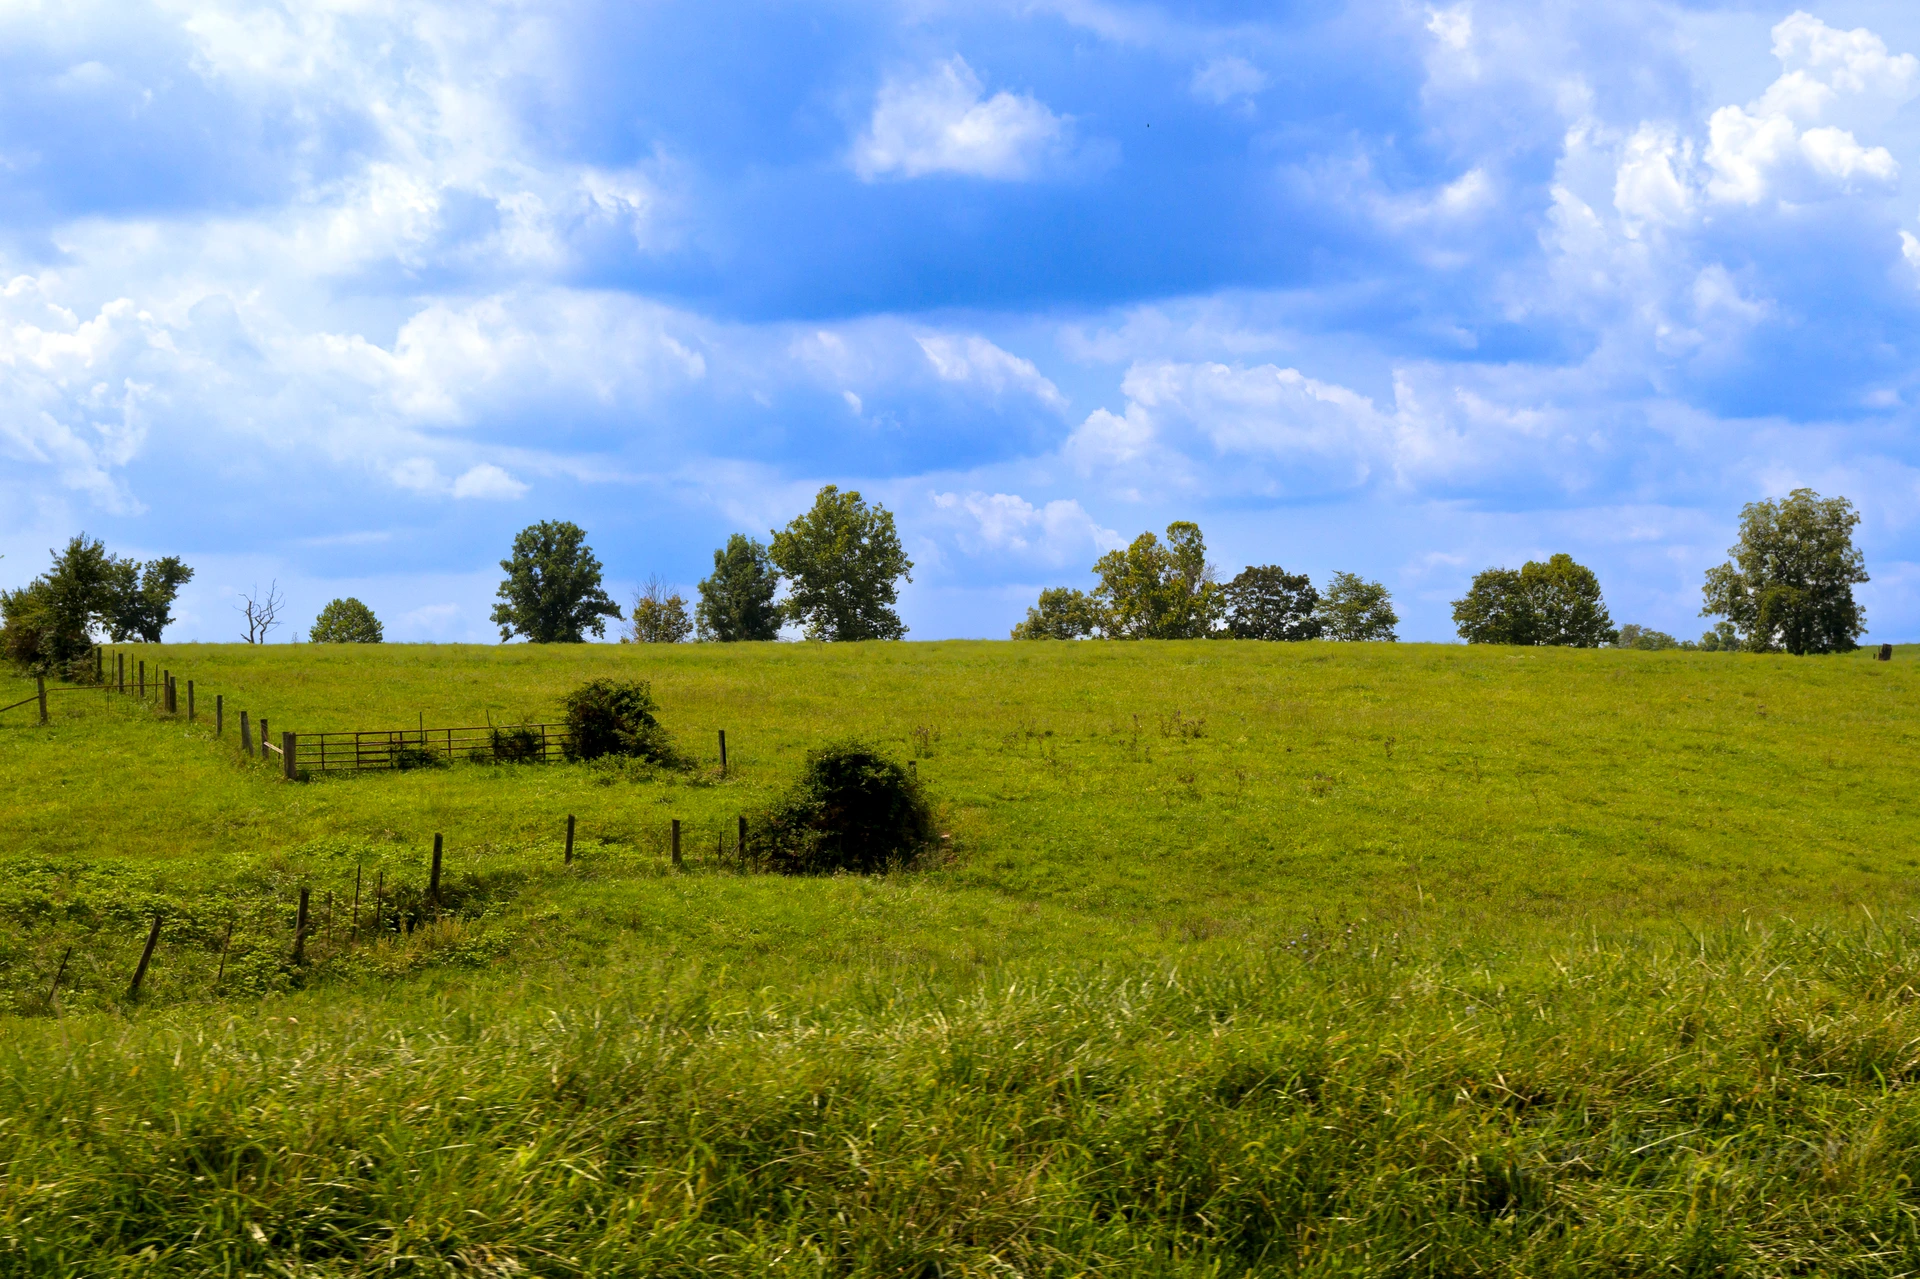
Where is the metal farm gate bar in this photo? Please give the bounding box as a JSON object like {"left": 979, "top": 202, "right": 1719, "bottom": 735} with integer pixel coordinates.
{"left": 292, "top": 724, "right": 572, "bottom": 773}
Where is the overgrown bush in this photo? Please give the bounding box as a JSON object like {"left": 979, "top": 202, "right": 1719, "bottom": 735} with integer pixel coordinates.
{"left": 488, "top": 727, "right": 543, "bottom": 764}
{"left": 561, "top": 678, "right": 679, "bottom": 764}
{"left": 751, "top": 739, "right": 933, "bottom": 874}
{"left": 0, "top": 580, "right": 94, "bottom": 680}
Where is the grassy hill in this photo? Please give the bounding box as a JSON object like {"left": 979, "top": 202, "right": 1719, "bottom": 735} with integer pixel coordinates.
{"left": 3, "top": 640, "right": 1919, "bottom": 1274}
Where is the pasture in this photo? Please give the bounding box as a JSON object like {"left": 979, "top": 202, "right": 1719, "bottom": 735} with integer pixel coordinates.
{"left": 2, "top": 640, "right": 1917, "bottom": 1275}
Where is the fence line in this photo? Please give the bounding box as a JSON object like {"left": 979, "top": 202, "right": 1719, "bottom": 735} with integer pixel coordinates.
{"left": 29, "top": 646, "right": 581, "bottom": 779}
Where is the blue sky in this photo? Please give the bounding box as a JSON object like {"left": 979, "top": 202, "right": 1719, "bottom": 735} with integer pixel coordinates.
{"left": 5, "top": 0, "right": 1920, "bottom": 643}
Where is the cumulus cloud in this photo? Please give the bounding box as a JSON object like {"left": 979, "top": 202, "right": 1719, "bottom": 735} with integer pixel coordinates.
{"left": 1613, "top": 125, "right": 1692, "bottom": 232}
{"left": 854, "top": 57, "right": 1073, "bottom": 181}
{"left": 1613, "top": 13, "right": 1917, "bottom": 213}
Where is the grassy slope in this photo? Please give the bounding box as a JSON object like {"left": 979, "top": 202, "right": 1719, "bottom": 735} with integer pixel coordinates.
{"left": 4, "top": 640, "right": 1920, "bottom": 1274}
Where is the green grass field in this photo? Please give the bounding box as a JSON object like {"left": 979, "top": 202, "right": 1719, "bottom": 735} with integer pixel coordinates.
{"left": 4, "top": 640, "right": 1920, "bottom": 1275}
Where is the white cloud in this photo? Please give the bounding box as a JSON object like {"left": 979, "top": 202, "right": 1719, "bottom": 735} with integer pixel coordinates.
{"left": 1190, "top": 56, "right": 1266, "bottom": 105}
{"left": 1769, "top": 11, "right": 1919, "bottom": 103}
{"left": 854, "top": 57, "right": 1072, "bottom": 181}
{"left": 1589, "top": 14, "right": 1917, "bottom": 221}
{"left": 1613, "top": 125, "right": 1692, "bottom": 232}
{"left": 1700, "top": 15, "right": 1911, "bottom": 207}
{"left": 1426, "top": 4, "right": 1472, "bottom": 52}
{"left": 390, "top": 458, "right": 527, "bottom": 499}
{"left": 450, "top": 462, "right": 527, "bottom": 499}
{"left": 917, "top": 334, "right": 1067, "bottom": 410}
{"left": 1084, "top": 360, "right": 1391, "bottom": 477}
{"left": 1704, "top": 105, "right": 1895, "bottom": 204}
{"left": 928, "top": 491, "right": 1120, "bottom": 563}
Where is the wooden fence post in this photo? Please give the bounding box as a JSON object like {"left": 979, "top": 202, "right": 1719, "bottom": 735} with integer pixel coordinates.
{"left": 738, "top": 815, "right": 748, "bottom": 860}
{"left": 239, "top": 711, "right": 252, "bottom": 757}
{"left": 46, "top": 945, "right": 72, "bottom": 1009}
{"left": 259, "top": 718, "right": 268, "bottom": 759}
{"left": 351, "top": 866, "right": 363, "bottom": 941}
{"left": 128, "top": 912, "right": 163, "bottom": 1000}
{"left": 293, "top": 888, "right": 310, "bottom": 965}
{"left": 719, "top": 729, "right": 727, "bottom": 773}
{"left": 138, "top": 660, "right": 145, "bottom": 699}
{"left": 187, "top": 680, "right": 195, "bottom": 722}
{"left": 95, "top": 648, "right": 102, "bottom": 683}
{"left": 117, "top": 652, "right": 124, "bottom": 693}
{"left": 283, "top": 732, "right": 297, "bottom": 781}
{"left": 36, "top": 675, "right": 47, "bottom": 726}
{"left": 216, "top": 694, "right": 224, "bottom": 736}
{"left": 215, "top": 919, "right": 234, "bottom": 989}
{"left": 430, "top": 834, "right": 443, "bottom": 911}
{"left": 671, "top": 819, "right": 682, "bottom": 868}
{"left": 565, "top": 814, "right": 576, "bottom": 865}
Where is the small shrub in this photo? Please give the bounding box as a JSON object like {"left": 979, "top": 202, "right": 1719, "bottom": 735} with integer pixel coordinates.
{"left": 490, "top": 726, "right": 543, "bottom": 763}
{"left": 391, "top": 745, "right": 445, "bottom": 771}
{"left": 751, "top": 739, "right": 934, "bottom": 875}
{"left": 561, "top": 678, "right": 680, "bottom": 764}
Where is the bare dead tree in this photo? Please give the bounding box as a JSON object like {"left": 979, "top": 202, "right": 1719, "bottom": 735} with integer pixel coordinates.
{"left": 238, "top": 581, "right": 285, "bottom": 644}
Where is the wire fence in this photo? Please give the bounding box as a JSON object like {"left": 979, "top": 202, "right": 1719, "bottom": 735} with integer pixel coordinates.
{"left": 12, "top": 647, "right": 580, "bottom": 778}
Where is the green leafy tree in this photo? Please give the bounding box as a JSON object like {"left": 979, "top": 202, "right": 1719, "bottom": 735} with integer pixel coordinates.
{"left": 490, "top": 521, "right": 623, "bottom": 643}
{"left": 1453, "top": 554, "right": 1614, "bottom": 647}
{"left": 1452, "top": 568, "right": 1533, "bottom": 645}
{"left": 1615, "top": 624, "right": 1679, "bottom": 651}
{"left": 0, "top": 534, "right": 179, "bottom": 674}
{"left": 1222, "top": 565, "right": 1320, "bottom": 641}
{"left": 1690, "top": 621, "right": 1741, "bottom": 652}
{"left": 103, "top": 556, "right": 194, "bottom": 643}
{"left": 1010, "top": 587, "right": 1102, "bottom": 639}
{"left": 311, "top": 597, "right": 384, "bottom": 643}
{"left": 1092, "top": 522, "right": 1222, "bottom": 639}
{"left": 1523, "top": 554, "right": 1615, "bottom": 647}
{"left": 627, "top": 576, "right": 694, "bottom": 643}
{"left": 1316, "top": 572, "right": 1398, "bottom": 641}
{"left": 769, "top": 486, "right": 912, "bottom": 641}
{"left": 1702, "top": 489, "right": 1867, "bottom": 654}
{"left": 696, "top": 534, "right": 782, "bottom": 641}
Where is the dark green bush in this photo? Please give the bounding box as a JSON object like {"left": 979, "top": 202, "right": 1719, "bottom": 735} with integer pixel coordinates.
{"left": 561, "top": 679, "right": 679, "bottom": 764}
{"left": 489, "top": 727, "right": 543, "bottom": 764}
{"left": 391, "top": 745, "right": 446, "bottom": 771}
{"left": 752, "top": 739, "right": 933, "bottom": 874}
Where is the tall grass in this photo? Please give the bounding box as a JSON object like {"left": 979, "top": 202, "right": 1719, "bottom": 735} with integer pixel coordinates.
{"left": 5, "top": 922, "right": 1920, "bottom": 1274}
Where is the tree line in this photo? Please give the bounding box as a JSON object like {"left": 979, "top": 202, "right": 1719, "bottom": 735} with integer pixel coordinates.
{"left": 1008, "top": 489, "right": 1871, "bottom": 655}
{"left": 492, "top": 485, "right": 913, "bottom": 645}
{"left": 1009, "top": 521, "right": 1399, "bottom": 641}
{"left": 1447, "top": 489, "right": 1869, "bottom": 654}
{"left": 0, "top": 486, "right": 1875, "bottom": 664}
